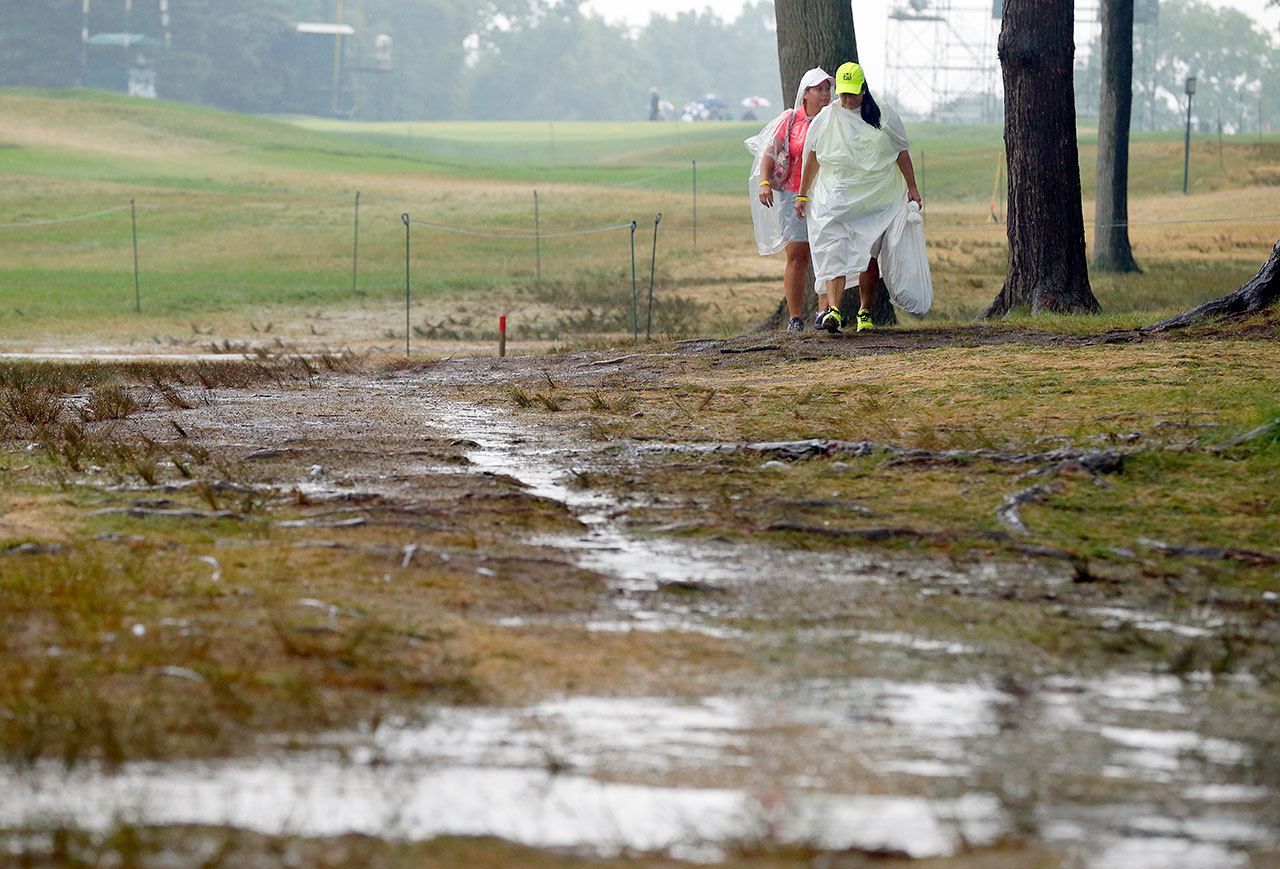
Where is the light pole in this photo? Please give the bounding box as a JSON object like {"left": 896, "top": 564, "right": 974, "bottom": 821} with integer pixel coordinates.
{"left": 1183, "top": 75, "right": 1196, "bottom": 195}
{"left": 332, "top": 0, "right": 345, "bottom": 116}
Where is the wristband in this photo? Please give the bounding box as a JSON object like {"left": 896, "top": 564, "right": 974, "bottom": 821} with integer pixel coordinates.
{"left": 796, "top": 195, "right": 809, "bottom": 202}
{"left": 759, "top": 179, "right": 771, "bottom": 187}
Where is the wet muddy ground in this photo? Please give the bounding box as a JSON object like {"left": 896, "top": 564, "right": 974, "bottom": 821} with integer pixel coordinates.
{"left": 2, "top": 328, "right": 1278, "bottom": 866}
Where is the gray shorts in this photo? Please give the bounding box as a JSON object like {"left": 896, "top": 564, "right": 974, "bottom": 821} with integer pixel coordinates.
{"left": 776, "top": 189, "right": 808, "bottom": 244}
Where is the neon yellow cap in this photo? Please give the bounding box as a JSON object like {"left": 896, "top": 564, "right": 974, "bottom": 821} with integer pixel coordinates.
{"left": 835, "top": 62, "right": 866, "bottom": 95}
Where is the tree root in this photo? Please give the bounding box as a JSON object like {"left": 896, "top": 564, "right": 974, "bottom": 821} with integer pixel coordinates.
{"left": 997, "top": 484, "right": 1057, "bottom": 536}
{"left": 719, "top": 343, "right": 781, "bottom": 354}
{"left": 89, "top": 507, "right": 245, "bottom": 521}
{"left": 1137, "top": 537, "right": 1277, "bottom": 566}
{"left": 2, "top": 542, "right": 68, "bottom": 556}
{"left": 654, "top": 438, "right": 1129, "bottom": 472}
{"left": 1214, "top": 419, "right": 1279, "bottom": 451}
{"left": 767, "top": 522, "right": 938, "bottom": 541}
{"left": 1144, "top": 239, "right": 1280, "bottom": 331}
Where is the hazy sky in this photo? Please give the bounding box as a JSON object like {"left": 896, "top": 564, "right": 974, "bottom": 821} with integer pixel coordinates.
{"left": 584, "top": 0, "right": 1280, "bottom": 92}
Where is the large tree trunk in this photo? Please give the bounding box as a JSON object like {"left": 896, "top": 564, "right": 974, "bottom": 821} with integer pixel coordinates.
{"left": 985, "top": 0, "right": 1101, "bottom": 318}
{"left": 1144, "top": 240, "right": 1280, "bottom": 331}
{"left": 1093, "top": 0, "right": 1141, "bottom": 273}
{"left": 758, "top": 0, "right": 896, "bottom": 330}
{"left": 774, "top": 0, "right": 857, "bottom": 104}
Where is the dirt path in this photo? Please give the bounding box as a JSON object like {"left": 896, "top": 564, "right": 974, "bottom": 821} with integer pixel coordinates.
{"left": 5, "top": 355, "right": 1278, "bottom": 865}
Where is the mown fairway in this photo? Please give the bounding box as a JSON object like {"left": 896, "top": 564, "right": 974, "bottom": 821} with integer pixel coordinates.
{"left": 2, "top": 88, "right": 1279, "bottom": 351}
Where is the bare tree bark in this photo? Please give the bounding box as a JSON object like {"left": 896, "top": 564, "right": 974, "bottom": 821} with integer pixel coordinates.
{"left": 774, "top": 0, "right": 857, "bottom": 105}
{"left": 1093, "top": 0, "right": 1141, "bottom": 273}
{"left": 1144, "top": 240, "right": 1280, "bottom": 331}
{"left": 985, "top": 0, "right": 1101, "bottom": 317}
{"left": 758, "top": 0, "right": 896, "bottom": 330}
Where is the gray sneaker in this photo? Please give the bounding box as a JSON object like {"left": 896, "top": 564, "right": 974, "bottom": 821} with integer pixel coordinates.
{"left": 786, "top": 316, "right": 804, "bottom": 332}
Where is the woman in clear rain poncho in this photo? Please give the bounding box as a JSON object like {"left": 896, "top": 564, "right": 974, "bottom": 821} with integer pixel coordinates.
{"left": 747, "top": 67, "right": 833, "bottom": 332}
{"left": 796, "top": 61, "right": 933, "bottom": 334}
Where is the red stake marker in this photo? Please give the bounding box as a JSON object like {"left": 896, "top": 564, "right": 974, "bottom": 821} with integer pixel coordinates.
{"left": 499, "top": 315, "right": 507, "bottom": 358}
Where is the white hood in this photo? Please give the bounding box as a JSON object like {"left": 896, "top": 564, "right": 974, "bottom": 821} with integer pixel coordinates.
{"left": 793, "top": 67, "right": 834, "bottom": 113}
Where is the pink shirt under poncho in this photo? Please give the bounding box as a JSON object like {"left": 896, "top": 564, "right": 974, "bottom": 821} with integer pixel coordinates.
{"left": 772, "top": 105, "right": 812, "bottom": 193}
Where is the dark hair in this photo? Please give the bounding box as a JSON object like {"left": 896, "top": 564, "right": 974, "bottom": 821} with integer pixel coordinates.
{"left": 860, "top": 87, "right": 882, "bottom": 129}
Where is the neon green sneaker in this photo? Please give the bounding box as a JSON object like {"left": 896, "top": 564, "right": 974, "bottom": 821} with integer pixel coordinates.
{"left": 820, "top": 306, "right": 844, "bottom": 334}
{"left": 856, "top": 308, "right": 875, "bottom": 332}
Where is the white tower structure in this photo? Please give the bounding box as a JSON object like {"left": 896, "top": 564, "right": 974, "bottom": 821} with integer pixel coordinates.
{"left": 884, "top": 0, "right": 1000, "bottom": 123}
{"left": 885, "top": 1, "right": 1158, "bottom": 123}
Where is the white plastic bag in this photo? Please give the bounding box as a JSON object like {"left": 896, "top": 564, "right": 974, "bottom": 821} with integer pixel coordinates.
{"left": 744, "top": 112, "right": 792, "bottom": 256}
{"left": 878, "top": 200, "right": 933, "bottom": 317}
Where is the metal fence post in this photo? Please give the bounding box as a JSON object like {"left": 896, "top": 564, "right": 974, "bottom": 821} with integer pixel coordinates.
{"left": 352, "top": 191, "right": 360, "bottom": 294}
{"left": 402, "top": 213, "right": 411, "bottom": 356}
{"left": 691, "top": 161, "right": 697, "bottom": 251}
{"left": 534, "top": 189, "right": 541, "bottom": 286}
{"left": 131, "top": 198, "right": 141, "bottom": 314}
{"left": 647, "top": 212, "right": 662, "bottom": 340}
{"left": 630, "top": 220, "right": 638, "bottom": 338}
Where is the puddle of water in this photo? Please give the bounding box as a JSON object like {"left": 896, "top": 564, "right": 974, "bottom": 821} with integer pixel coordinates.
{"left": 2, "top": 761, "right": 1016, "bottom": 860}
{"left": 0, "top": 693, "right": 1010, "bottom": 860}
{"left": 365, "top": 696, "right": 750, "bottom": 773}
{"left": 1056, "top": 829, "right": 1253, "bottom": 869}
{"left": 6, "top": 678, "right": 1274, "bottom": 863}
{"left": 2, "top": 762, "right": 753, "bottom": 858}
{"left": 0, "top": 352, "right": 240, "bottom": 362}
{"left": 419, "top": 398, "right": 978, "bottom": 643}
{"left": 1086, "top": 606, "right": 1222, "bottom": 638}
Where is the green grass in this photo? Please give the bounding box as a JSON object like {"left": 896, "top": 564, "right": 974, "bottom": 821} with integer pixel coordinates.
{"left": 522, "top": 335, "right": 1280, "bottom": 554}
{"left": 2, "top": 87, "right": 1278, "bottom": 335}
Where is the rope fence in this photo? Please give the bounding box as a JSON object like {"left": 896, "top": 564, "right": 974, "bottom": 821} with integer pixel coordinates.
{"left": 405, "top": 218, "right": 636, "bottom": 239}
{"left": 0, "top": 204, "right": 134, "bottom": 230}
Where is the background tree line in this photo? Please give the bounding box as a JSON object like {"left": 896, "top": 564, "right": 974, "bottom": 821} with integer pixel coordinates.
{"left": 1073, "top": 0, "right": 1279, "bottom": 134}
{"left": 0, "top": 0, "right": 782, "bottom": 121}
{"left": 2, "top": 0, "right": 1275, "bottom": 128}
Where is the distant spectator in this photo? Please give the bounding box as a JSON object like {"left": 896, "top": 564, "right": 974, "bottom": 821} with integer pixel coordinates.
{"left": 649, "top": 87, "right": 661, "bottom": 121}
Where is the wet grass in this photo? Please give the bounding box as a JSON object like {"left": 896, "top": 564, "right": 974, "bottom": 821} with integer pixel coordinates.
{"left": 0, "top": 542, "right": 480, "bottom": 765}
{"left": 496, "top": 325, "right": 1280, "bottom": 680}
{"left": 525, "top": 338, "right": 1280, "bottom": 449}
{"left": 0, "top": 357, "right": 754, "bottom": 765}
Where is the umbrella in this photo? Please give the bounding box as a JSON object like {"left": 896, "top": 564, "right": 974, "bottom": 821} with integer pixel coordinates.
{"left": 741, "top": 96, "right": 771, "bottom": 108}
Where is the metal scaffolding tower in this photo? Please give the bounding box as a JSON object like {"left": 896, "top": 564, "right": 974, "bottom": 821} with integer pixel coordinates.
{"left": 885, "top": 1, "right": 1157, "bottom": 123}
{"left": 885, "top": 1, "right": 1000, "bottom": 123}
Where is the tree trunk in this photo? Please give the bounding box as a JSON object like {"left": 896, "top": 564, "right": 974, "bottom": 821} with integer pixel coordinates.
{"left": 1144, "top": 240, "right": 1280, "bottom": 331}
{"left": 758, "top": 0, "right": 895, "bottom": 330}
{"left": 985, "top": 0, "right": 1101, "bottom": 318}
{"left": 1093, "top": 0, "right": 1141, "bottom": 273}
{"left": 774, "top": 0, "right": 858, "bottom": 103}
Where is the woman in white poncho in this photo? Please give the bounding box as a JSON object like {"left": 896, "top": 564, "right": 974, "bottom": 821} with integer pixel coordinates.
{"left": 796, "top": 62, "right": 927, "bottom": 334}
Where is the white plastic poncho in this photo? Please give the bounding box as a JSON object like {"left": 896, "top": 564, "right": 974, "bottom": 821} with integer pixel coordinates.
{"left": 745, "top": 67, "right": 832, "bottom": 256}
{"left": 804, "top": 100, "right": 933, "bottom": 316}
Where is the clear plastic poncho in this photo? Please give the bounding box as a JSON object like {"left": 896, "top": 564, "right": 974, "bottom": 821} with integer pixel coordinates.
{"left": 744, "top": 68, "right": 832, "bottom": 256}
{"left": 744, "top": 112, "right": 794, "bottom": 255}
